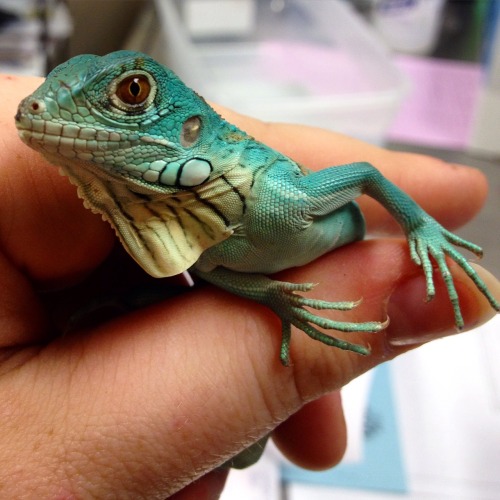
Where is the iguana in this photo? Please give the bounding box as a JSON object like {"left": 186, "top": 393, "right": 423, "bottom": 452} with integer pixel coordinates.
{"left": 15, "top": 51, "right": 499, "bottom": 369}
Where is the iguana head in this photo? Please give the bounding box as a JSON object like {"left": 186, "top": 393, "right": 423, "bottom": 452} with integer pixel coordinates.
{"left": 15, "top": 51, "right": 250, "bottom": 277}
{"left": 15, "top": 50, "right": 234, "bottom": 189}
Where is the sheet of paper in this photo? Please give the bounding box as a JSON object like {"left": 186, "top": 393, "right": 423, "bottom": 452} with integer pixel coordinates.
{"left": 388, "top": 55, "right": 482, "bottom": 149}
{"left": 481, "top": 315, "right": 500, "bottom": 408}
{"left": 221, "top": 447, "right": 281, "bottom": 500}
{"left": 340, "top": 370, "right": 374, "bottom": 463}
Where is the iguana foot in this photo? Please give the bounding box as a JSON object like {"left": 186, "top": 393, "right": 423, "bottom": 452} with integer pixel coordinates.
{"left": 408, "top": 218, "right": 500, "bottom": 328}
{"left": 193, "top": 267, "right": 386, "bottom": 366}
{"left": 267, "top": 281, "right": 386, "bottom": 366}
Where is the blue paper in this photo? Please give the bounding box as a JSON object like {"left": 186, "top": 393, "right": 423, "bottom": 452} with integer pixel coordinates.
{"left": 281, "top": 364, "right": 407, "bottom": 492}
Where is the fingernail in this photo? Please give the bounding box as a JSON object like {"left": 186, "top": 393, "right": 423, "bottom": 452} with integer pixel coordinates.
{"left": 387, "top": 264, "right": 499, "bottom": 348}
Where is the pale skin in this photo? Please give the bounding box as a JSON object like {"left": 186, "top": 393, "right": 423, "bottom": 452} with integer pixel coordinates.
{"left": 0, "top": 75, "right": 499, "bottom": 498}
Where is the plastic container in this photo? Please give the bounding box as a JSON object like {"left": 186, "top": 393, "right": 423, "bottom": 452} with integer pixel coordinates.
{"left": 371, "top": 0, "right": 445, "bottom": 56}
{"left": 152, "top": 0, "right": 408, "bottom": 143}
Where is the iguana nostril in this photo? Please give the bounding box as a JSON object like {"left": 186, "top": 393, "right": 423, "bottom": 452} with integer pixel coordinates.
{"left": 15, "top": 98, "right": 45, "bottom": 122}
{"left": 28, "top": 99, "right": 45, "bottom": 114}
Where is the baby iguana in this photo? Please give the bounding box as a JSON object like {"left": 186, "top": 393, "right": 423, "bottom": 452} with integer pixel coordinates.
{"left": 16, "top": 51, "right": 499, "bottom": 369}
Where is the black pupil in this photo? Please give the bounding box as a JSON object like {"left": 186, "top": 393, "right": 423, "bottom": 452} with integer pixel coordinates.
{"left": 130, "top": 79, "right": 141, "bottom": 97}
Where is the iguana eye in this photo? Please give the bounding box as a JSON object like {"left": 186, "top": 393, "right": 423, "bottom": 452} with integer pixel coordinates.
{"left": 117, "top": 75, "right": 150, "bottom": 104}
{"left": 110, "top": 71, "right": 156, "bottom": 112}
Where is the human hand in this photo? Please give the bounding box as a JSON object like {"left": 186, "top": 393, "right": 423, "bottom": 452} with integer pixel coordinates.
{"left": 1, "top": 75, "right": 498, "bottom": 498}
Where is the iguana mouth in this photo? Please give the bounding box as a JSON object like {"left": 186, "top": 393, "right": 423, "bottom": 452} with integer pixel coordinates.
{"left": 15, "top": 106, "right": 135, "bottom": 156}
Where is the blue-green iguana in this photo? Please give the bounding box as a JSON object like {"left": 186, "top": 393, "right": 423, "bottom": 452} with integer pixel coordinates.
{"left": 15, "top": 51, "right": 499, "bottom": 371}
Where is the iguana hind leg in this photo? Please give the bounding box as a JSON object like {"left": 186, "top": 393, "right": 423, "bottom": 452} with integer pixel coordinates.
{"left": 193, "top": 267, "right": 385, "bottom": 366}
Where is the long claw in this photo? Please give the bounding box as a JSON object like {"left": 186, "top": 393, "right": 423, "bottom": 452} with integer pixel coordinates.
{"left": 431, "top": 248, "right": 463, "bottom": 328}
{"left": 293, "top": 318, "right": 371, "bottom": 356}
{"left": 288, "top": 294, "right": 363, "bottom": 311}
{"left": 445, "top": 231, "right": 484, "bottom": 257}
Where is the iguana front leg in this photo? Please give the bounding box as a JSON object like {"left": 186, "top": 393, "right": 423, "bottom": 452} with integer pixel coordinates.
{"left": 299, "top": 161, "right": 499, "bottom": 328}
{"left": 193, "top": 266, "right": 384, "bottom": 367}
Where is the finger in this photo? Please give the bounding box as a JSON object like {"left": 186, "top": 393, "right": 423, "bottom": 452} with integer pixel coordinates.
{"left": 0, "top": 250, "right": 49, "bottom": 347}
{"left": 213, "top": 104, "right": 489, "bottom": 233}
{"left": 273, "top": 391, "right": 347, "bottom": 470}
{"left": 2, "top": 239, "right": 497, "bottom": 497}
{"left": 0, "top": 75, "right": 114, "bottom": 287}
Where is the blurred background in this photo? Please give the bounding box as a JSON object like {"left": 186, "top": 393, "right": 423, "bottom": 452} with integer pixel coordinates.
{"left": 2, "top": 1, "right": 499, "bottom": 498}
